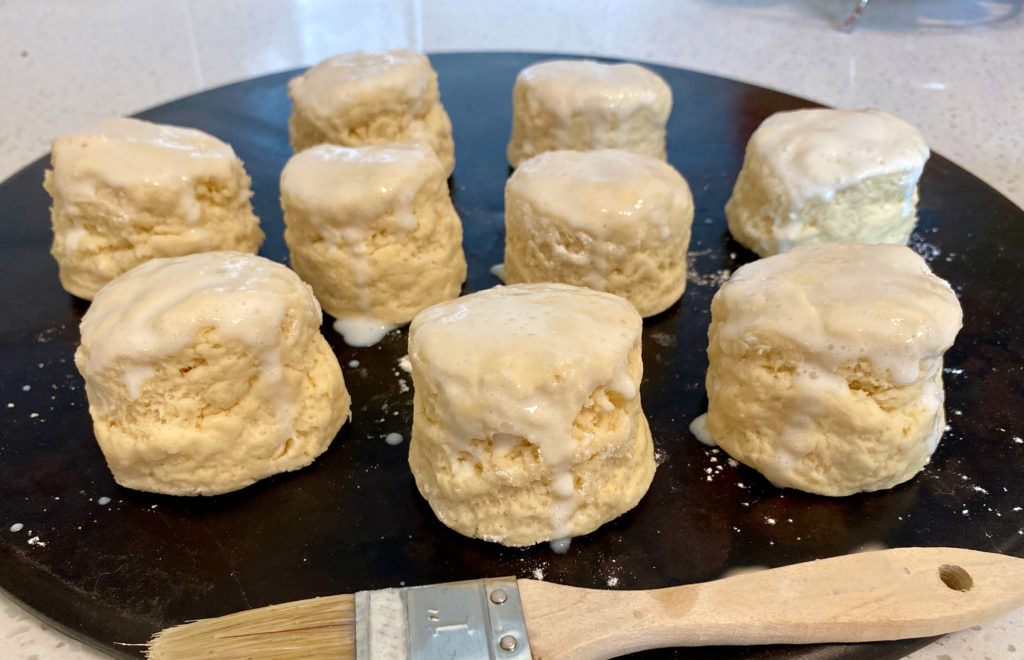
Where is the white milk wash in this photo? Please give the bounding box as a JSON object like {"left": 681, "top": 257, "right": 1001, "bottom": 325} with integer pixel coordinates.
{"left": 505, "top": 149, "right": 688, "bottom": 292}
{"left": 753, "top": 109, "right": 929, "bottom": 250}
{"left": 76, "top": 252, "right": 310, "bottom": 444}
{"left": 516, "top": 60, "right": 671, "bottom": 151}
{"left": 705, "top": 243, "right": 961, "bottom": 488}
{"left": 51, "top": 117, "right": 238, "bottom": 234}
{"left": 281, "top": 144, "right": 432, "bottom": 347}
{"left": 333, "top": 318, "right": 400, "bottom": 347}
{"left": 410, "top": 284, "right": 642, "bottom": 546}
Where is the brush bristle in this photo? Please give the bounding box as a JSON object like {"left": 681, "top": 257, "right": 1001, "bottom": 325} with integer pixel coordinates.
{"left": 147, "top": 593, "right": 355, "bottom": 660}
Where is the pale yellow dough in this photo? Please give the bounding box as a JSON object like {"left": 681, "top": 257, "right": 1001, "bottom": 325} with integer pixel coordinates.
{"left": 504, "top": 149, "right": 693, "bottom": 317}
{"left": 507, "top": 60, "right": 671, "bottom": 167}
{"left": 280, "top": 143, "right": 466, "bottom": 331}
{"left": 725, "top": 108, "right": 929, "bottom": 257}
{"left": 75, "top": 251, "right": 350, "bottom": 496}
{"left": 288, "top": 50, "right": 455, "bottom": 175}
{"left": 408, "top": 283, "right": 655, "bottom": 547}
{"left": 44, "top": 118, "right": 264, "bottom": 300}
{"left": 705, "top": 243, "right": 962, "bottom": 496}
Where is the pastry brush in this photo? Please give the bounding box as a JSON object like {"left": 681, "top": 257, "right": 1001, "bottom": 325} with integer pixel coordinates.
{"left": 147, "top": 546, "right": 1024, "bottom": 660}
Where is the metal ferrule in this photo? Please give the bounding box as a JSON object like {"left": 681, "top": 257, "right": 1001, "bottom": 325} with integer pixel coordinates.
{"left": 356, "top": 576, "right": 532, "bottom": 660}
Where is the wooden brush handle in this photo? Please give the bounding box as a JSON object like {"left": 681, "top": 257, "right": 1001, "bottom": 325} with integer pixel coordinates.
{"left": 518, "top": 547, "right": 1024, "bottom": 660}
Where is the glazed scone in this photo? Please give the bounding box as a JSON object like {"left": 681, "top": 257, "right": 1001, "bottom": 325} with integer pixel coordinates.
{"left": 504, "top": 149, "right": 693, "bottom": 317}
{"left": 75, "top": 251, "right": 350, "bottom": 496}
{"left": 725, "top": 108, "right": 929, "bottom": 257}
{"left": 704, "top": 243, "right": 962, "bottom": 496}
{"left": 43, "top": 118, "right": 264, "bottom": 300}
{"left": 288, "top": 50, "right": 455, "bottom": 175}
{"left": 507, "top": 60, "right": 672, "bottom": 167}
{"left": 408, "top": 283, "right": 655, "bottom": 547}
{"left": 280, "top": 143, "right": 466, "bottom": 346}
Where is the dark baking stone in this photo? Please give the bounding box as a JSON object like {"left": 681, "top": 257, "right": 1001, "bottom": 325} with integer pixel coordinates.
{"left": 0, "top": 53, "right": 1021, "bottom": 660}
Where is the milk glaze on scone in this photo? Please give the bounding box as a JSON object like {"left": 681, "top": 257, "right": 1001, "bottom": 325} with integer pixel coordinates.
{"left": 504, "top": 149, "right": 693, "bottom": 317}
{"left": 507, "top": 60, "right": 672, "bottom": 167}
{"left": 280, "top": 143, "right": 466, "bottom": 346}
{"left": 704, "top": 243, "right": 962, "bottom": 496}
{"left": 408, "top": 283, "right": 656, "bottom": 547}
{"left": 287, "top": 50, "right": 455, "bottom": 175}
{"left": 44, "top": 118, "right": 264, "bottom": 300}
{"left": 75, "top": 251, "right": 350, "bottom": 496}
{"left": 725, "top": 108, "right": 929, "bottom": 257}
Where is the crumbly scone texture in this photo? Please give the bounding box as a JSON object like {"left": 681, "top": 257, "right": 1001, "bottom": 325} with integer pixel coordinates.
{"left": 45, "top": 141, "right": 263, "bottom": 301}
{"left": 506, "top": 61, "right": 671, "bottom": 167}
{"left": 504, "top": 150, "right": 693, "bottom": 317}
{"left": 75, "top": 252, "right": 349, "bottom": 496}
{"left": 410, "top": 383, "right": 655, "bottom": 547}
{"left": 724, "top": 108, "right": 928, "bottom": 257}
{"left": 726, "top": 168, "right": 920, "bottom": 257}
{"left": 407, "top": 284, "right": 655, "bottom": 547}
{"left": 704, "top": 243, "right": 961, "bottom": 496}
{"left": 287, "top": 51, "right": 454, "bottom": 174}
{"left": 281, "top": 146, "right": 466, "bottom": 324}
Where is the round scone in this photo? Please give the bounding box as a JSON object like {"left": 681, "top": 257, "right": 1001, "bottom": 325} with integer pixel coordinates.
{"left": 704, "top": 243, "right": 962, "bottom": 496}
{"left": 43, "top": 117, "right": 264, "bottom": 300}
{"left": 280, "top": 143, "right": 466, "bottom": 346}
{"left": 408, "top": 283, "right": 656, "bottom": 547}
{"left": 504, "top": 149, "right": 694, "bottom": 317}
{"left": 287, "top": 50, "right": 455, "bottom": 175}
{"left": 506, "top": 60, "right": 672, "bottom": 167}
{"left": 74, "top": 251, "right": 350, "bottom": 496}
{"left": 725, "top": 108, "right": 929, "bottom": 257}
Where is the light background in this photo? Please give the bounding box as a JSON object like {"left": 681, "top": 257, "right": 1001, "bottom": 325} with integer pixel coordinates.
{"left": 2, "top": 1, "right": 1022, "bottom": 658}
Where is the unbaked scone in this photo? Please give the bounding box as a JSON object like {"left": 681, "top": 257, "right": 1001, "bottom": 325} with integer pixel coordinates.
{"left": 703, "top": 243, "right": 962, "bottom": 496}
{"left": 408, "top": 283, "right": 655, "bottom": 547}
{"left": 280, "top": 143, "right": 466, "bottom": 346}
{"left": 504, "top": 149, "right": 693, "bottom": 317}
{"left": 43, "top": 117, "right": 264, "bottom": 300}
{"left": 725, "top": 108, "right": 929, "bottom": 257}
{"left": 75, "top": 251, "right": 350, "bottom": 496}
{"left": 507, "top": 60, "right": 672, "bottom": 167}
{"left": 287, "top": 50, "right": 455, "bottom": 175}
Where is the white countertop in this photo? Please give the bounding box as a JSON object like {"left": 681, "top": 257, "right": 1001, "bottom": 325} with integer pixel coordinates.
{"left": 2, "top": 1, "right": 1022, "bottom": 658}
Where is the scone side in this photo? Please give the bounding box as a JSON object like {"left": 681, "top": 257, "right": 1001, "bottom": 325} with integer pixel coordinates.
{"left": 75, "top": 258, "right": 349, "bottom": 496}
{"left": 503, "top": 182, "right": 691, "bottom": 318}
{"left": 45, "top": 156, "right": 263, "bottom": 300}
{"left": 705, "top": 305, "right": 947, "bottom": 497}
{"left": 726, "top": 166, "right": 922, "bottom": 257}
{"left": 288, "top": 70, "right": 455, "bottom": 174}
{"left": 283, "top": 164, "right": 466, "bottom": 324}
{"left": 408, "top": 338, "right": 656, "bottom": 547}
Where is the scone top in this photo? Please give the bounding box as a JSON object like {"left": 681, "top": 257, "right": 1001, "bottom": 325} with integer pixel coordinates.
{"left": 507, "top": 149, "right": 692, "bottom": 244}
{"left": 517, "top": 60, "right": 671, "bottom": 119}
{"left": 409, "top": 283, "right": 641, "bottom": 463}
{"left": 281, "top": 143, "right": 441, "bottom": 230}
{"left": 750, "top": 108, "right": 929, "bottom": 203}
{"left": 50, "top": 117, "right": 239, "bottom": 200}
{"left": 77, "top": 251, "right": 321, "bottom": 395}
{"left": 287, "top": 50, "right": 437, "bottom": 120}
{"left": 713, "top": 243, "right": 962, "bottom": 385}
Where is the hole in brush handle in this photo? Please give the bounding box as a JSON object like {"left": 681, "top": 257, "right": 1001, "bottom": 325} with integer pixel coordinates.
{"left": 938, "top": 564, "right": 974, "bottom": 591}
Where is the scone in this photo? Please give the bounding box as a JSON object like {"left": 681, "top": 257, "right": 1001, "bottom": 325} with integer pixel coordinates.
{"left": 704, "top": 243, "right": 962, "bottom": 496}
{"left": 507, "top": 59, "right": 672, "bottom": 167}
{"left": 75, "top": 251, "right": 350, "bottom": 496}
{"left": 725, "top": 108, "right": 929, "bottom": 257}
{"left": 287, "top": 50, "right": 455, "bottom": 175}
{"left": 408, "top": 283, "right": 655, "bottom": 547}
{"left": 280, "top": 143, "right": 466, "bottom": 346}
{"left": 44, "top": 117, "right": 264, "bottom": 300}
{"left": 504, "top": 149, "right": 693, "bottom": 317}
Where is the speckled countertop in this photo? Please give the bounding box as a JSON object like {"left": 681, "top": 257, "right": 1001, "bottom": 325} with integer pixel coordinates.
{"left": 2, "top": 1, "right": 1022, "bottom": 658}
